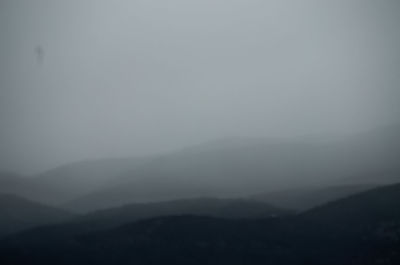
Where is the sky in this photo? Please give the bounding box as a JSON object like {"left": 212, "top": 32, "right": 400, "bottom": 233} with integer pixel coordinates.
{"left": 0, "top": 0, "right": 399, "bottom": 174}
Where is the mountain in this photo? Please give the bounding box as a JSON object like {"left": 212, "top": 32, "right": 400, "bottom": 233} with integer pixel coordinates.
{"left": 76, "top": 198, "right": 289, "bottom": 227}
{"left": 1, "top": 184, "right": 399, "bottom": 265}
{"left": 301, "top": 183, "right": 400, "bottom": 226}
{"left": 66, "top": 124, "right": 400, "bottom": 212}
{"left": 23, "top": 157, "right": 148, "bottom": 204}
{"left": 64, "top": 178, "right": 229, "bottom": 212}
{"left": 0, "top": 198, "right": 288, "bottom": 238}
{"left": 340, "top": 167, "right": 400, "bottom": 186}
{"left": 0, "top": 171, "right": 22, "bottom": 185}
{"left": 0, "top": 163, "right": 136, "bottom": 205}
{"left": 0, "top": 171, "right": 63, "bottom": 205}
{"left": 0, "top": 171, "right": 26, "bottom": 194}
{"left": 297, "top": 183, "right": 400, "bottom": 264}
{"left": 0, "top": 216, "right": 293, "bottom": 265}
{"left": 252, "top": 184, "right": 377, "bottom": 211}
{"left": 0, "top": 194, "right": 75, "bottom": 238}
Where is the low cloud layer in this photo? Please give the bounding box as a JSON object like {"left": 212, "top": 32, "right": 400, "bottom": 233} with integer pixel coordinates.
{"left": 0, "top": 0, "right": 399, "bottom": 173}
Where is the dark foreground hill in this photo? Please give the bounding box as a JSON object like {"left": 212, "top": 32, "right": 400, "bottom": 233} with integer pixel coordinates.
{"left": 1, "top": 184, "right": 400, "bottom": 265}
{"left": 0, "top": 194, "right": 74, "bottom": 238}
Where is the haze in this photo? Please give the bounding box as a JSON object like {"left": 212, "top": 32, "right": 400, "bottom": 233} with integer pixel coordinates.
{"left": 0, "top": 0, "right": 399, "bottom": 174}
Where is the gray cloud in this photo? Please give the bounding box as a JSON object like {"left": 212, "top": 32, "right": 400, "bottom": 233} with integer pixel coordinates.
{"left": 0, "top": 0, "right": 399, "bottom": 173}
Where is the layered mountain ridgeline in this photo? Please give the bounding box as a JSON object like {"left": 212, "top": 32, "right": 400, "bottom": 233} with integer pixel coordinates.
{"left": 0, "top": 194, "right": 75, "bottom": 238}
{"left": 0, "top": 184, "right": 399, "bottom": 265}
{"left": 33, "top": 157, "right": 148, "bottom": 203}
{"left": 251, "top": 184, "right": 377, "bottom": 211}
{"left": 75, "top": 198, "right": 290, "bottom": 230}
{"left": 64, "top": 124, "right": 400, "bottom": 212}
{"left": 0, "top": 172, "right": 59, "bottom": 205}
{"left": 2, "top": 124, "right": 399, "bottom": 211}
{"left": 0, "top": 158, "right": 148, "bottom": 204}
{"left": 340, "top": 167, "right": 400, "bottom": 186}
{"left": 0, "top": 198, "right": 288, "bottom": 241}
{"left": 0, "top": 171, "right": 25, "bottom": 191}
{"left": 300, "top": 182, "right": 400, "bottom": 227}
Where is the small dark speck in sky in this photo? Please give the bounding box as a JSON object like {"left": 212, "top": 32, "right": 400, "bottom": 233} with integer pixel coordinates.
{"left": 35, "top": 45, "right": 44, "bottom": 65}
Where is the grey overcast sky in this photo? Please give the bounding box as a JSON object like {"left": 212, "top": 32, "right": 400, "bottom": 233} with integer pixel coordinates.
{"left": 0, "top": 0, "right": 399, "bottom": 174}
